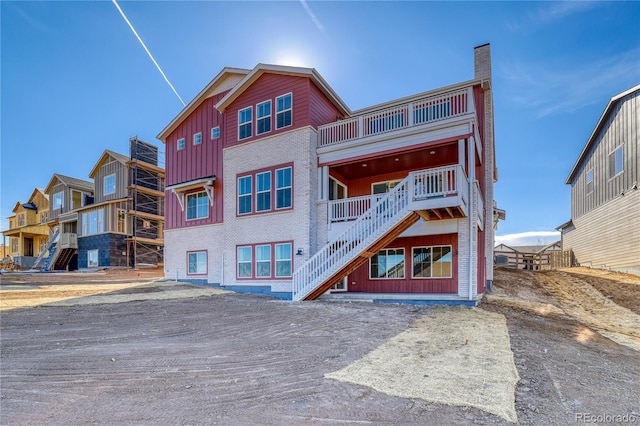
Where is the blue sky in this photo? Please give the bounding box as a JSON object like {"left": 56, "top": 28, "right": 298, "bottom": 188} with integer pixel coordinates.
{"left": 1, "top": 1, "right": 639, "bottom": 246}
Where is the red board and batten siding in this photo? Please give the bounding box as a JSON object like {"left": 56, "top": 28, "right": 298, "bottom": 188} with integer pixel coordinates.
{"left": 309, "top": 83, "right": 344, "bottom": 129}
{"left": 347, "top": 234, "right": 459, "bottom": 294}
{"left": 223, "top": 74, "right": 342, "bottom": 148}
{"left": 165, "top": 93, "right": 226, "bottom": 229}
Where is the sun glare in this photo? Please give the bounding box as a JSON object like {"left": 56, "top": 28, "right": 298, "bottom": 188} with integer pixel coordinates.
{"left": 272, "top": 49, "right": 311, "bottom": 68}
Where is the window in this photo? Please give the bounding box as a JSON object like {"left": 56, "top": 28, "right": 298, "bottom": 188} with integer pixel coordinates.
{"left": 276, "top": 167, "right": 292, "bottom": 209}
{"left": 53, "top": 192, "right": 64, "bottom": 209}
{"left": 81, "top": 209, "right": 104, "bottom": 236}
{"left": 256, "top": 171, "right": 271, "bottom": 212}
{"left": 88, "top": 249, "right": 99, "bottom": 267}
{"left": 609, "top": 145, "right": 623, "bottom": 178}
{"left": 236, "top": 242, "right": 293, "bottom": 279}
{"left": 372, "top": 180, "right": 401, "bottom": 194}
{"left": 40, "top": 211, "right": 49, "bottom": 223}
{"left": 586, "top": 170, "right": 594, "bottom": 194}
{"left": 193, "top": 132, "right": 202, "bottom": 145}
{"left": 256, "top": 100, "right": 272, "bottom": 135}
{"left": 237, "top": 165, "right": 293, "bottom": 216}
{"left": 238, "top": 175, "right": 253, "bottom": 215}
{"left": 117, "top": 209, "right": 126, "bottom": 233}
{"left": 256, "top": 245, "right": 271, "bottom": 277}
{"left": 239, "top": 106, "right": 253, "bottom": 140}
{"left": 11, "top": 238, "right": 18, "bottom": 253}
{"left": 370, "top": 248, "right": 405, "bottom": 279}
{"left": 211, "top": 126, "right": 220, "bottom": 139}
{"left": 188, "top": 251, "right": 207, "bottom": 274}
{"left": 237, "top": 246, "right": 252, "bottom": 278}
{"left": 276, "top": 93, "right": 292, "bottom": 129}
{"left": 186, "top": 192, "right": 208, "bottom": 220}
{"left": 104, "top": 174, "right": 116, "bottom": 195}
{"left": 71, "top": 190, "right": 84, "bottom": 209}
{"left": 18, "top": 213, "right": 25, "bottom": 227}
{"left": 412, "top": 246, "right": 452, "bottom": 278}
{"left": 177, "top": 138, "right": 185, "bottom": 150}
{"left": 275, "top": 243, "right": 292, "bottom": 277}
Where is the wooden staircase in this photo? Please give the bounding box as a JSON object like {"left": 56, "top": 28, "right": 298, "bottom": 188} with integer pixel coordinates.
{"left": 52, "top": 248, "right": 76, "bottom": 271}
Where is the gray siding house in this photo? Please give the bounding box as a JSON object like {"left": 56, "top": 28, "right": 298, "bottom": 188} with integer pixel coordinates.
{"left": 558, "top": 84, "right": 639, "bottom": 275}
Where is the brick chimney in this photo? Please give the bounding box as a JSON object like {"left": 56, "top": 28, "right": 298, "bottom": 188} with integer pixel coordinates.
{"left": 474, "top": 43, "right": 492, "bottom": 80}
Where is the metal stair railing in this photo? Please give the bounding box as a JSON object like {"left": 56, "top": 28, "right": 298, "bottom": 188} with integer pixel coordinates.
{"left": 30, "top": 228, "right": 60, "bottom": 271}
{"left": 292, "top": 175, "right": 412, "bottom": 301}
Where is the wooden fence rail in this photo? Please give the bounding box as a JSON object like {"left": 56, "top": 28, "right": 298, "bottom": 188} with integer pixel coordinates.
{"left": 494, "top": 249, "right": 576, "bottom": 271}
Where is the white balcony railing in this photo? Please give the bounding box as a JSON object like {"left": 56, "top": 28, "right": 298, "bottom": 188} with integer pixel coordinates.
{"left": 59, "top": 233, "right": 78, "bottom": 249}
{"left": 329, "top": 165, "right": 466, "bottom": 224}
{"left": 318, "top": 87, "right": 473, "bottom": 147}
{"left": 329, "top": 194, "right": 384, "bottom": 223}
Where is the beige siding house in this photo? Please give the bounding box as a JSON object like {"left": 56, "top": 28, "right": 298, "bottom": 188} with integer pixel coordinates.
{"left": 558, "top": 84, "right": 639, "bottom": 275}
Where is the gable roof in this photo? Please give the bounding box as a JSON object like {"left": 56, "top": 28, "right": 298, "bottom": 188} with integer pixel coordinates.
{"left": 215, "top": 63, "right": 351, "bottom": 117}
{"left": 88, "top": 149, "right": 130, "bottom": 178}
{"left": 157, "top": 67, "right": 251, "bottom": 141}
{"left": 566, "top": 84, "right": 640, "bottom": 184}
{"left": 28, "top": 188, "right": 48, "bottom": 203}
{"left": 44, "top": 173, "right": 94, "bottom": 195}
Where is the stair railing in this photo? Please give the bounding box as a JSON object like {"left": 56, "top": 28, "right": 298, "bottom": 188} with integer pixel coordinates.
{"left": 292, "top": 175, "right": 412, "bottom": 301}
{"left": 31, "top": 228, "right": 60, "bottom": 270}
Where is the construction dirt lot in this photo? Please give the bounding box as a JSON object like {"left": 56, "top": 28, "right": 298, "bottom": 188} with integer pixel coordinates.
{"left": 1, "top": 266, "right": 639, "bottom": 425}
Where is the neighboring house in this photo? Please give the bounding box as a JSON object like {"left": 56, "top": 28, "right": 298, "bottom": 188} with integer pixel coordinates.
{"left": 558, "top": 84, "right": 640, "bottom": 276}
{"left": 40, "top": 138, "right": 165, "bottom": 271}
{"left": 1, "top": 188, "right": 50, "bottom": 268}
{"left": 43, "top": 173, "right": 95, "bottom": 271}
{"left": 80, "top": 138, "right": 165, "bottom": 269}
{"left": 158, "top": 44, "right": 498, "bottom": 303}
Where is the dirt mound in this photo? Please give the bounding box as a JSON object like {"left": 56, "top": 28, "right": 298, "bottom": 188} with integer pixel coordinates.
{"left": 487, "top": 267, "right": 640, "bottom": 351}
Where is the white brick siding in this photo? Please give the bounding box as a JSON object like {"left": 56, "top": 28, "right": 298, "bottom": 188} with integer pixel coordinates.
{"left": 222, "top": 127, "right": 319, "bottom": 293}
{"left": 164, "top": 224, "right": 224, "bottom": 283}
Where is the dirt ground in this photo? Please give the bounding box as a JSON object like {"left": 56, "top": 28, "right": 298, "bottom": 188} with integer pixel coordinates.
{"left": 1, "top": 267, "right": 639, "bottom": 425}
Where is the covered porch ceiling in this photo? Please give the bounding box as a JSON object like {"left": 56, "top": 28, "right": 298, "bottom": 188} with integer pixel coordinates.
{"left": 329, "top": 142, "right": 458, "bottom": 181}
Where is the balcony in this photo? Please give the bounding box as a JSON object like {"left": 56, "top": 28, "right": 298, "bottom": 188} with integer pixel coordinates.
{"left": 329, "top": 165, "right": 470, "bottom": 226}
{"left": 318, "top": 87, "right": 473, "bottom": 148}
{"left": 59, "top": 233, "right": 78, "bottom": 249}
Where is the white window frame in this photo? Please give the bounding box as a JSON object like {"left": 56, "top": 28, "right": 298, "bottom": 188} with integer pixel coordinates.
{"left": 53, "top": 192, "right": 64, "bottom": 209}
{"left": 255, "top": 171, "right": 272, "bottom": 212}
{"left": 411, "top": 245, "right": 453, "bottom": 279}
{"left": 372, "top": 179, "right": 401, "bottom": 194}
{"left": 237, "top": 175, "right": 253, "bottom": 215}
{"left": 237, "top": 246, "right": 252, "bottom": 278}
{"left": 275, "top": 243, "right": 292, "bottom": 278}
{"left": 276, "top": 93, "right": 292, "bottom": 129}
{"left": 87, "top": 249, "right": 99, "bottom": 267}
{"left": 186, "top": 191, "right": 209, "bottom": 220}
{"left": 255, "top": 244, "right": 272, "bottom": 278}
{"left": 370, "top": 248, "right": 405, "bottom": 279}
{"left": 177, "top": 138, "right": 185, "bottom": 150}
{"left": 275, "top": 167, "right": 292, "bottom": 209}
{"left": 193, "top": 132, "right": 202, "bottom": 145}
{"left": 188, "top": 251, "right": 207, "bottom": 275}
{"left": 608, "top": 145, "right": 623, "bottom": 179}
{"left": 211, "top": 126, "right": 220, "bottom": 140}
{"left": 238, "top": 106, "right": 253, "bottom": 140}
{"left": 81, "top": 209, "right": 104, "bottom": 236}
{"left": 256, "top": 100, "right": 272, "bottom": 135}
{"left": 104, "top": 174, "right": 116, "bottom": 195}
